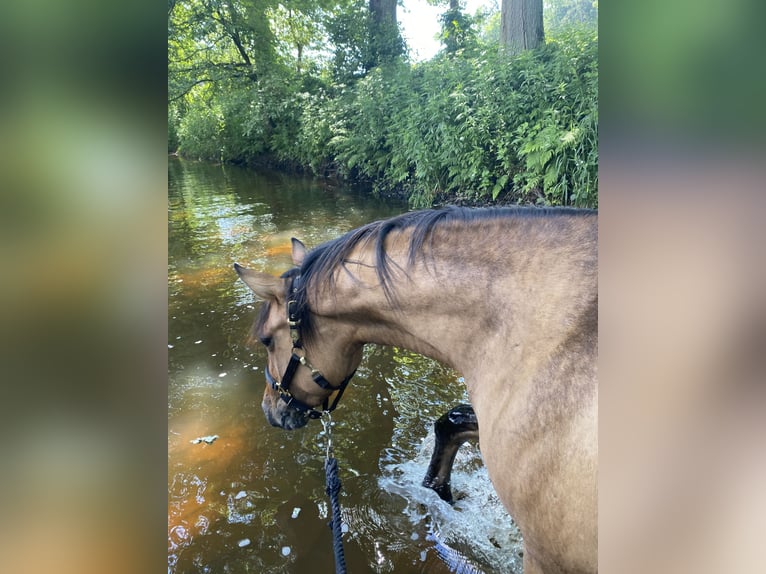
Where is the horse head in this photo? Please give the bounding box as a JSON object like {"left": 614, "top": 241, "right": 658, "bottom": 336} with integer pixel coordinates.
{"left": 234, "top": 238, "right": 362, "bottom": 430}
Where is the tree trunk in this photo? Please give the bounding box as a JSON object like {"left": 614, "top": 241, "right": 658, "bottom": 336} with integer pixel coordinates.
{"left": 368, "top": 0, "right": 402, "bottom": 67}
{"left": 370, "top": 0, "right": 397, "bottom": 27}
{"left": 500, "top": 0, "right": 544, "bottom": 55}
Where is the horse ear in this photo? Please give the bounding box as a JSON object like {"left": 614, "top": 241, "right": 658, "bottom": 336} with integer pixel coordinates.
{"left": 291, "top": 238, "right": 307, "bottom": 266}
{"left": 233, "top": 263, "right": 282, "bottom": 301}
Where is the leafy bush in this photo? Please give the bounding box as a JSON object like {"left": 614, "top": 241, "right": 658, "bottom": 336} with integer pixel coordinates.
{"left": 508, "top": 29, "right": 598, "bottom": 206}
{"left": 176, "top": 95, "right": 225, "bottom": 162}
{"left": 168, "top": 106, "right": 180, "bottom": 153}
{"left": 319, "top": 28, "right": 597, "bottom": 207}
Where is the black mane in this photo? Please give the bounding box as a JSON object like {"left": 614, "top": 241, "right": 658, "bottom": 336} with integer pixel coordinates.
{"left": 284, "top": 205, "right": 594, "bottom": 343}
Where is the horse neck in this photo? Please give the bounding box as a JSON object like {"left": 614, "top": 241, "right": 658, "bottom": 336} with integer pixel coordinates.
{"left": 323, "top": 215, "right": 597, "bottom": 378}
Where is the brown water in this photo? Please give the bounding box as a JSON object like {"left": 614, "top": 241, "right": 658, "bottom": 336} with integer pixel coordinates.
{"left": 167, "top": 158, "right": 522, "bottom": 574}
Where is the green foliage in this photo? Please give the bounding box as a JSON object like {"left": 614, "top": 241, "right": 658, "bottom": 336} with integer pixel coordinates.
{"left": 175, "top": 88, "right": 225, "bottom": 161}
{"left": 508, "top": 29, "right": 599, "bottom": 206}
{"left": 544, "top": 0, "right": 597, "bottom": 34}
{"left": 169, "top": 1, "right": 597, "bottom": 208}
{"left": 317, "top": 27, "right": 598, "bottom": 207}
{"left": 168, "top": 107, "right": 180, "bottom": 152}
{"left": 325, "top": 0, "right": 370, "bottom": 82}
{"left": 439, "top": 6, "right": 478, "bottom": 54}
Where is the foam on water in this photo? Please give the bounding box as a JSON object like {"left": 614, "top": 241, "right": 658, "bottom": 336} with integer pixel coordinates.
{"left": 379, "top": 429, "right": 524, "bottom": 573}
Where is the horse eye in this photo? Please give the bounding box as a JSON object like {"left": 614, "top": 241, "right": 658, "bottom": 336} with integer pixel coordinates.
{"left": 259, "top": 337, "right": 273, "bottom": 349}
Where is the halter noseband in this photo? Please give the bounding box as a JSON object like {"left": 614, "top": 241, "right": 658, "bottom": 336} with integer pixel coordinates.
{"left": 265, "top": 274, "right": 355, "bottom": 419}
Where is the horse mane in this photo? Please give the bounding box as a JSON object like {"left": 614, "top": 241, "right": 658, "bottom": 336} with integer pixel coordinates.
{"left": 285, "top": 205, "right": 594, "bottom": 343}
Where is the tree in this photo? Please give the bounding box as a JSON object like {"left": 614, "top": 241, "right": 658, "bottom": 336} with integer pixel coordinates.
{"left": 367, "top": 0, "right": 403, "bottom": 67}
{"left": 326, "top": 0, "right": 369, "bottom": 80}
{"left": 168, "top": 0, "right": 273, "bottom": 103}
{"left": 268, "top": 4, "right": 322, "bottom": 74}
{"left": 439, "top": 0, "right": 477, "bottom": 53}
{"left": 501, "top": 0, "right": 544, "bottom": 55}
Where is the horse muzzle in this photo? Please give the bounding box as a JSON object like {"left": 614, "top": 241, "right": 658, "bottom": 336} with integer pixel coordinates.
{"left": 261, "top": 394, "right": 310, "bottom": 430}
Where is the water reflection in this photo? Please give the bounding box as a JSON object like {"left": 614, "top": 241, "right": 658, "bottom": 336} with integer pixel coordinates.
{"left": 168, "top": 158, "right": 520, "bottom": 573}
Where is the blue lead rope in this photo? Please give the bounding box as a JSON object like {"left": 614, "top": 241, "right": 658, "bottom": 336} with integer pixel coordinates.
{"left": 325, "top": 456, "right": 347, "bottom": 574}
{"left": 322, "top": 414, "right": 347, "bottom": 574}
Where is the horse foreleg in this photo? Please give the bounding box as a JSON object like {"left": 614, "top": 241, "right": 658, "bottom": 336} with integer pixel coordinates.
{"left": 422, "top": 404, "right": 479, "bottom": 503}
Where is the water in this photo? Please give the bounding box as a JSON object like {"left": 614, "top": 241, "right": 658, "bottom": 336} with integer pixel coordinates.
{"left": 168, "top": 158, "right": 522, "bottom": 573}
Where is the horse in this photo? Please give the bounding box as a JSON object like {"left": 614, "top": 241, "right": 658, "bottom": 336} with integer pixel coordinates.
{"left": 235, "top": 206, "right": 597, "bottom": 574}
{"left": 422, "top": 403, "right": 480, "bottom": 504}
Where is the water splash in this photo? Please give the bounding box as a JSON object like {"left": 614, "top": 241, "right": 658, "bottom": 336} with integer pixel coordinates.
{"left": 429, "top": 533, "right": 487, "bottom": 574}
{"left": 380, "top": 429, "right": 523, "bottom": 573}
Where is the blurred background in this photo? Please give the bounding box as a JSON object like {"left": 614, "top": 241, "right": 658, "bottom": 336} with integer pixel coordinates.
{"left": 0, "top": 0, "right": 764, "bottom": 572}
{"left": 0, "top": 1, "right": 167, "bottom": 572}
{"left": 599, "top": 1, "right": 766, "bottom": 571}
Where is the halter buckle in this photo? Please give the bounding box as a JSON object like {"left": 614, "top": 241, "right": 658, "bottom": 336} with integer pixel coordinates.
{"left": 298, "top": 354, "right": 321, "bottom": 378}
{"left": 287, "top": 300, "right": 301, "bottom": 327}
{"left": 288, "top": 301, "right": 302, "bottom": 347}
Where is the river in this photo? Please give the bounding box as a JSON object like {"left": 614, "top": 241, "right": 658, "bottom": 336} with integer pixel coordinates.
{"left": 167, "top": 158, "right": 522, "bottom": 573}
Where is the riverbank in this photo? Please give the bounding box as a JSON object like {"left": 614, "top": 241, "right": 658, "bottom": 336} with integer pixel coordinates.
{"left": 170, "top": 29, "right": 597, "bottom": 210}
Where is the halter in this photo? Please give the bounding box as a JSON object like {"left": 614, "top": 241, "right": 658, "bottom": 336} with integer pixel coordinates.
{"left": 265, "top": 274, "right": 355, "bottom": 420}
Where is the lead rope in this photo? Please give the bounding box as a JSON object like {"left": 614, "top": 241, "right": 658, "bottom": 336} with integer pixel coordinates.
{"left": 321, "top": 412, "right": 347, "bottom": 574}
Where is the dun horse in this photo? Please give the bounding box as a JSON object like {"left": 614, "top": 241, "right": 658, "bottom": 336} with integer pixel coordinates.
{"left": 235, "top": 206, "right": 597, "bottom": 574}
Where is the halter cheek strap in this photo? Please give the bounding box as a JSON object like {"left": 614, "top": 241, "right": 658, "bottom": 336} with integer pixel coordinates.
{"left": 266, "top": 274, "right": 356, "bottom": 419}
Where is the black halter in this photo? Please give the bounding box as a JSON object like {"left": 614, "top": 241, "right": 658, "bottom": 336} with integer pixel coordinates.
{"left": 265, "top": 274, "right": 355, "bottom": 419}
